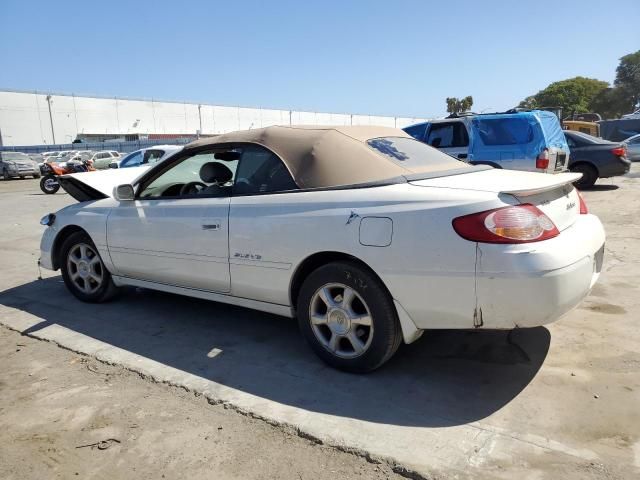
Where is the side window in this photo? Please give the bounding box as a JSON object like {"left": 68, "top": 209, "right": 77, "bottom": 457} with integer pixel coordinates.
{"left": 120, "top": 151, "right": 143, "bottom": 168}
{"left": 474, "top": 118, "right": 533, "bottom": 146}
{"left": 565, "top": 135, "right": 577, "bottom": 148}
{"left": 234, "top": 145, "right": 297, "bottom": 195}
{"left": 426, "top": 122, "right": 469, "bottom": 148}
{"left": 143, "top": 149, "right": 165, "bottom": 165}
{"left": 139, "top": 151, "right": 238, "bottom": 199}
{"left": 403, "top": 123, "right": 427, "bottom": 141}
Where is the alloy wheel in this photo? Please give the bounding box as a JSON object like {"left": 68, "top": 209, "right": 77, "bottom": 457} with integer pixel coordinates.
{"left": 309, "top": 283, "right": 374, "bottom": 359}
{"left": 66, "top": 243, "right": 104, "bottom": 294}
{"left": 44, "top": 177, "right": 58, "bottom": 191}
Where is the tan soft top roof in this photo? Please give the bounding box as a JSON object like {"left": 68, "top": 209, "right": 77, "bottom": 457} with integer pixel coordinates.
{"left": 184, "top": 125, "right": 458, "bottom": 189}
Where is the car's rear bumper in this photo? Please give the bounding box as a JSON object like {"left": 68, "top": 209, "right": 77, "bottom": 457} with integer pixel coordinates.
{"left": 474, "top": 214, "right": 605, "bottom": 328}
{"left": 599, "top": 157, "right": 631, "bottom": 178}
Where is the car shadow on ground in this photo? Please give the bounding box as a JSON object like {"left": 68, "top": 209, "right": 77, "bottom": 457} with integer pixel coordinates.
{"left": 0, "top": 277, "right": 550, "bottom": 428}
{"left": 581, "top": 184, "right": 620, "bottom": 191}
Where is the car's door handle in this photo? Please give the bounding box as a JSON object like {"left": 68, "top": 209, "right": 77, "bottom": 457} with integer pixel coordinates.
{"left": 202, "top": 223, "right": 221, "bottom": 231}
{"left": 457, "top": 153, "right": 468, "bottom": 159}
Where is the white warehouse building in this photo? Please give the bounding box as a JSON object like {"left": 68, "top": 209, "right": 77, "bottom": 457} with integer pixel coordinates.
{"left": 0, "top": 89, "right": 428, "bottom": 147}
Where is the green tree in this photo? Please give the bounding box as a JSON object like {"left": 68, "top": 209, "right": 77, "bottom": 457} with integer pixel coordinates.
{"left": 518, "top": 77, "right": 608, "bottom": 116}
{"left": 589, "top": 88, "right": 629, "bottom": 119}
{"left": 613, "top": 50, "right": 640, "bottom": 113}
{"left": 446, "top": 96, "right": 473, "bottom": 115}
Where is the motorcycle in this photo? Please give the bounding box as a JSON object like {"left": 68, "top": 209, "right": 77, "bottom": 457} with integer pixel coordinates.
{"left": 39, "top": 159, "right": 96, "bottom": 194}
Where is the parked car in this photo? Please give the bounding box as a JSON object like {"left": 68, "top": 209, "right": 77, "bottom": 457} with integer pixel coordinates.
{"left": 404, "top": 110, "right": 570, "bottom": 173}
{"left": 40, "top": 126, "right": 605, "bottom": 372}
{"left": 109, "top": 145, "right": 182, "bottom": 169}
{"left": 564, "top": 131, "right": 631, "bottom": 188}
{"left": 28, "top": 153, "right": 46, "bottom": 164}
{"left": 91, "top": 151, "right": 121, "bottom": 169}
{"left": 621, "top": 108, "right": 640, "bottom": 119}
{"left": 0, "top": 152, "right": 41, "bottom": 179}
{"left": 622, "top": 133, "right": 640, "bottom": 161}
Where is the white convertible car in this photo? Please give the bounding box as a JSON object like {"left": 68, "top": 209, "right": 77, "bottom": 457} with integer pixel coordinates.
{"left": 39, "top": 126, "right": 605, "bottom": 372}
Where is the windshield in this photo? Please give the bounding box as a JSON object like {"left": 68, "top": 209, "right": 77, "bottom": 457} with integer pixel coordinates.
{"left": 1, "top": 152, "right": 30, "bottom": 161}
{"left": 367, "top": 137, "right": 465, "bottom": 170}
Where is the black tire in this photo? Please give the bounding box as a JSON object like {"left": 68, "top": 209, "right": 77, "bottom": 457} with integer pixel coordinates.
{"left": 3, "top": 169, "right": 11, "bottom": 180}
{"left": 60, "top": 231, "right": 119, "bottom": 303}
{"left": 297, "top": 261, "right": 402, "bottom": 373}
{"left": 570, "top": 163, "right": 598, "bottom": 189}
{"left": 40, "top": 175, "right": 60, "bottom": 194}
{"left": 33, "top": 173, "right": 41, "bottom": 179}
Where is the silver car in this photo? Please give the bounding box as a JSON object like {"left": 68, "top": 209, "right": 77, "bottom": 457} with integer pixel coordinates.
{"left": 623, "top": 134, "right": 640, "bottom": 161}
{"left": 0, "top": 152, "right": 41, "bottom": 180}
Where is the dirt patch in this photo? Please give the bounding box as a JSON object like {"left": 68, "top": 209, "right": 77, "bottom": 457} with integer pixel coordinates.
{"left": 582, "top": 303, "right": 627, "bottom": 315}
{"left": 0, "top": 326, "right": 407, "bottom": 480}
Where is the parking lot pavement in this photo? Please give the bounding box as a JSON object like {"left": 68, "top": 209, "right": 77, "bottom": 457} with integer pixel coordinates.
{"left": 1, "top": 172, "right": 639, "bottom": 480}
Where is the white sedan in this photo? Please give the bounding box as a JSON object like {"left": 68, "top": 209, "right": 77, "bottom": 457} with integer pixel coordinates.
{"left": 39, "top": 126, "right": 605, "bottom": 372}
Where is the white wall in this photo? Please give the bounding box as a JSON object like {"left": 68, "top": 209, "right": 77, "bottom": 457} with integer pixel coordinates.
{"left": 0, "top": 90, "right": 429, "bottom": 146}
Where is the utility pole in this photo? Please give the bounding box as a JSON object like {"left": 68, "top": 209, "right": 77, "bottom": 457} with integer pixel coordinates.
{"left": 46, "top": 95, "right": 56, "bottom": 144}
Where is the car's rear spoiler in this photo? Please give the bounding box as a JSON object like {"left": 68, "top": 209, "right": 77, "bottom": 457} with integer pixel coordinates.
{"left": 500, "top": 172, "right": 582, "bottom": 196}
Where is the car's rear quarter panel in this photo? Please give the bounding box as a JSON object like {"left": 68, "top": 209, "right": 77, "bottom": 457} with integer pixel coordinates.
{"left": 229, "top": 184, "right": 506, "bottom": 329}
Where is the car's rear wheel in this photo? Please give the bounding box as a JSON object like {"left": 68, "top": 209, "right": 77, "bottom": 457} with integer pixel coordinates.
{"left": 571, "top": 163, "right": 598, "bottom": 189}
{"left": 60, "top": 231, "right": 119, "bottom": 303}
{"left": 33, "top": 172, "right": 41, "bottom": 179}
{"left": 40, "top": 175, "right": 60, "bottom": 194}
{"left": 2, "top": 169, "right": 10, "bottom": 180}
{"left": 297, "top": 261, "right": 402, "bottom": 373}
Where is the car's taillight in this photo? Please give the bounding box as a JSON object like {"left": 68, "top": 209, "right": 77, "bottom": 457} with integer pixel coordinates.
{"left": 611, "top": 146, "right": 626, "bottom": 157}
{"left": 536, "top": 148, "right": 550, "bottom": 170}
{"left": 577, "top": 191, "right": 588, "bottom": 214}
{"left": 452, "top": 204, "right": 560, "bottom": 243}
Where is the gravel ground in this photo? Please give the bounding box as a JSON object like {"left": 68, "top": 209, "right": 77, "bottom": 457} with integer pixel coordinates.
{"left": 0, "top": 325, "right": 404, "bottom": 480}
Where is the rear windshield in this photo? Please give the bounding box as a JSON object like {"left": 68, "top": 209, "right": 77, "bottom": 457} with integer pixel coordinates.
{"left": 474, "top": 118, "right": 534, "bottom": 145}
{"left": 367, "top": 137, "right": 465, "bottom": 169}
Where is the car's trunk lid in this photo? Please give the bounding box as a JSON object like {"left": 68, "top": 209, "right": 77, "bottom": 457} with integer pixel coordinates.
{"left": 411, "top": 169, "right": 583, "bottom": 231}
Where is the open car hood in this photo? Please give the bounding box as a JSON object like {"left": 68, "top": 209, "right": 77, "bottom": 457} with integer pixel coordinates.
{"left": 59, "top": 166, "right": 150, "bottom": 202}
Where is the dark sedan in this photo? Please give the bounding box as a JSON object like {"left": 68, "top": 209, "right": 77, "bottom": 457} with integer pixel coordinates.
{"left": 565, "top": 131, "right": 631, "bottom": 188}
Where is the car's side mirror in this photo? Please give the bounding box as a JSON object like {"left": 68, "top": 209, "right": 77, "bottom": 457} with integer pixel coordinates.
{"left": 114, "top": 184, "right": 135, "bottom": 201}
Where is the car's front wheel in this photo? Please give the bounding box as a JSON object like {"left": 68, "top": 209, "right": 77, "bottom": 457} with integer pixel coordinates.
{"left": 60, "top": 231, "right": 119, "bottom": 303}
{"left": 3, "top": 169, "right": 11, "bottom": 180}
{"left": 297, "top": 261, "right": 402, "bottom": 373}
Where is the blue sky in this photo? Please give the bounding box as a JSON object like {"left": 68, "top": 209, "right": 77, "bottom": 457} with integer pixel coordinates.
{"left": 1, "top": 0, "right": 638, "bottom": 118}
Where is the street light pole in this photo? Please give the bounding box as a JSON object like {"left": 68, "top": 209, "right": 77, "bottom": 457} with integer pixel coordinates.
{"left": 46, "top": 95, "right": 56, "bottom": 144}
